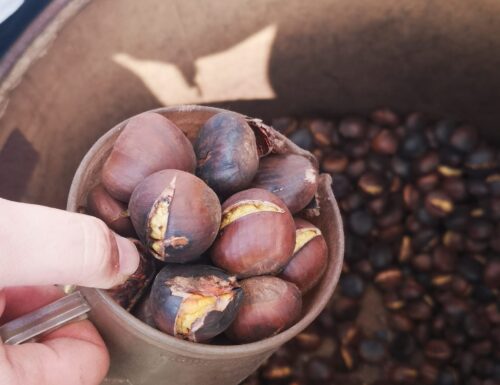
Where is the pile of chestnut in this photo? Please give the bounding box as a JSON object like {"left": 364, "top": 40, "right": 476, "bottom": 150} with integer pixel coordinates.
{"left": 86, "top": 110, "right": 329, "bottom": 344}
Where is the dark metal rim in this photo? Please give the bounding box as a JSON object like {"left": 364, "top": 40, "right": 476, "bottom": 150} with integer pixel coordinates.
{"left": 0, "top": 0, "right": 90, "bottom": 83}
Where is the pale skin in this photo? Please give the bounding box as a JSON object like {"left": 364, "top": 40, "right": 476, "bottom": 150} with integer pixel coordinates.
{"left": 0, "top": 198, "right": 140, "bottom": 385}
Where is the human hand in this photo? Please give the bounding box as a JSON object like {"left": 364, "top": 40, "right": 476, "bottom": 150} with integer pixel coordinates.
{"left": 0, "top": 198, "right": 140, "bottom": 385}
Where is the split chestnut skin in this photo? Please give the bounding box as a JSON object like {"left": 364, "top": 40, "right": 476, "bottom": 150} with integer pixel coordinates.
{"left": 279, "top": 218, "right": 328, "bottom": 293}
{"left": 149, "top": 264, "right": 243, "bottom": 342}
{"left": 210, "top": 188, "right": 296, "bottom": 278}
{"left": 129, "top": 170, "right": 221, "bottom": 263}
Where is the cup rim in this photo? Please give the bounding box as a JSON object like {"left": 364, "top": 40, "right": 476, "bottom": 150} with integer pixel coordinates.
{"left": 68, "top": 104, "right": 344, "bottom": 357}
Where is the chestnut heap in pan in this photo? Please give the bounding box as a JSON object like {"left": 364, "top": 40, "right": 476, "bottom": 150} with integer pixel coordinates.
{"left": 87, "top": 110, "right": 328, "bottom": 344}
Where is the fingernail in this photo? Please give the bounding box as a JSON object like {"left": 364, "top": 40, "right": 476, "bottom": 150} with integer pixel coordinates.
{"left": 114, "top": 234, "right": 140, "bottom": 276}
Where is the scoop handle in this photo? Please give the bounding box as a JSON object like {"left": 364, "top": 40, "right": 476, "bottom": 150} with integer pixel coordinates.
{"left": 0, "top": 291, "right": 91, "bottom": 345}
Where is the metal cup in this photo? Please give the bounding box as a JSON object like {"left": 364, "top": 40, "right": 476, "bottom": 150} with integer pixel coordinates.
{"left": 67, "top": 105, "right": 344, "bottom": 385}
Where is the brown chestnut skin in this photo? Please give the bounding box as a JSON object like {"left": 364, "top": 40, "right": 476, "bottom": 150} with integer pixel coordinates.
{"left": 86, "top": 184, "right": 136, "bottom": 237}
{"left": 225, "top": 276, "right": 302, "bottom": 343}
{"left": 149, "top": 264, "right": 243, "bottom": 342}
{"left": 102, "top": 112, "right": 196, "bottom": 202}
{"left": 251, "top": 154, "right": 318, "bottom": 214}
{"left": 129, "top": 170, "right": 221, "bottom": 263}
{"left": 107, "top": 240, "right": 156, "bottom": 311}
{"left": 132, "top": 295, "right": 156, "bottom": 328}
{"left": 279, "top": 218, "right": 328, "bottom": 293}
{"left": 210, "top": 188, "right": 296, "bottom": 278}
{"left": 194, "top": 112, "right": 259, "bottom": 198}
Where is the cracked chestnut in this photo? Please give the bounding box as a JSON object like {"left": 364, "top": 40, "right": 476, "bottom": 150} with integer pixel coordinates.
{"left": 210, "top": 188, "right": 296, "bottom": 277}
{"left": 278, "top": 218, "right": 328, "bottom": 293}
{"left": 86, "top": 184, "right": 136, "bottom": 237}
{"left": 225, "top": 276, "right": 302, "bottom": 343}
{"left": 149, "top": 264, "right": 242, "bottom": 342}
{"left": 129, "top": 169, "right": 221, "bottom": 263}
{"left": 102, "top": 112, "right": 196, "bottom": 201}
{"left": 251, "top": 154, "right": 318, "bottom": 214}
{"left": 194, "top": 112, "right": 259, "bottom": 198}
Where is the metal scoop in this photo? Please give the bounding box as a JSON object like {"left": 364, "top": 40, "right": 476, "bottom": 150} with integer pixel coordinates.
{"left": 0, "top": 291, "right": 91, "bottom": 345}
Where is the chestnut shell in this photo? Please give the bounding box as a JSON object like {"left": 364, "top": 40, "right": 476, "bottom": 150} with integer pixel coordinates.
{"left": 129, "top": 170, "right": 221, "bottom": 263}
{"left": 102, "top": 112, "right": 196, "bottom": 202}
{"left": 107, "top": 240, "right": 156, "bottom": 311}
{"left": 251, "top": 154, "right": 319, "bottom": 214}
{"left": 194, "top": 112, "right": 259, "bottom": 198}
{"left": 132, "top": 295, "right": 156, "bottom": 328}
{"left": 149, "top": 264, "right": 243, "bottom": 342}
{"left": 86, "top": 184, "right": 136, "bottom": 237}
{"left": 279, "top": 218, "right": 328, "bottom": 293}
{"left": 210, "top": 188, "right": 296, "bottom": 278}
{"left": 225, "top": 276, "right": 302, "bottom": 343}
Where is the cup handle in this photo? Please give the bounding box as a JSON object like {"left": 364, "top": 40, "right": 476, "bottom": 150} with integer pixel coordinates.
{"left": 0, "top": 291, "right": 91, "bottom": 345}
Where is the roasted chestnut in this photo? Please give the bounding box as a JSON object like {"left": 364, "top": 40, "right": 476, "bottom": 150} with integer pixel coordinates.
{"left": 210, "top": 188, "right": 296, "bottom": 277}
{"left": 86, "top": 184, "right": 136, "bottom": 237}
{"left": 194, "top": 112, "right": 259, "bottom": 197}
{"left": 102, "top": 112, "right": 196, "bottom": 201}
{"left": 225, "top": 276, "right": 302, "bottom": 343}
{"left": 149, "top": 264, "right": 243, "bottom": 342}
{"left": 251, "top": 154, "right": 318, "bottom": 214}
{"left": 132, "top": 295, "right": 156, "bottom": 328}
{"left": 129, "top": 170, "right": 221, "bottom": 263}
{"left": 107, "top": 240, "right": 156, "bottom": 311}
{"left": 279, "top": 218, "right": 328, "bottom": 293}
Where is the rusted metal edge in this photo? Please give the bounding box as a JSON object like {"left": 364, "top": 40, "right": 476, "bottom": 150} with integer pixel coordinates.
{"left": 0, "top": 0, "right": 91, "bottom": 118}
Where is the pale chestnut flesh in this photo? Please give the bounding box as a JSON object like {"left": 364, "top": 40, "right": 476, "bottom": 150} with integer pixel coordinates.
{"left": 210, "top": 188, "right": 296, "bottom": 278}
{"left": 102, "top": 112, "right": 196, "bottom": 202}
{"left": 149, "top": 264, "right": 243, "bottom": 342}
{"left": 128, "top": 170, "right": 221, "bottom": 263}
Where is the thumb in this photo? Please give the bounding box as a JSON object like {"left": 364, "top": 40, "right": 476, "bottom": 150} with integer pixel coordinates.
{"left": 0, "top": 289, "right": 5, "bottom": 317}
{"left": 0, "top": 198, "right": 140, "bottom": 288}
